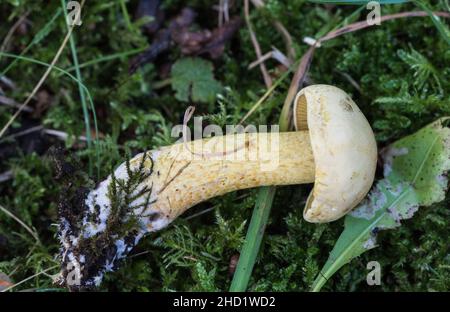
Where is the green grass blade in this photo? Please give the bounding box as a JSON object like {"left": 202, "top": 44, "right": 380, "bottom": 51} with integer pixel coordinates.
{"left": 119, "top": 0, "right": 133, "bottom": 31}
{"left": 412, "top": 0, "right": 450, "bottom": 46}
{"left": 229, "top": 64, "right": 298, "bottom": 291}
{"left": 0, "top": 52, "right": 89, "bottom": 86}
{"left": 61, "top": 0, "right": 100, "bottom": 177}
{"left": 64, "top": 47, "right": 147, "bottom": 72}
{"left": 229, "top": 186, "right": 275, "bottom": 291}
{"left": 0, "top": 51, "right": 98, "bottom": 159}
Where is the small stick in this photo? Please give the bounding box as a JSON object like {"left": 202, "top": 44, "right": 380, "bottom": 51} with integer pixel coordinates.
{"left": 244, "top": 0, "right": 272, "bottom": 88}
{"left": 0, "top": 204, "right": 40, "bottom": 243}
{"left": 1, "top": 265, "right": 58, "bottom": 293}
{"left": 0, "top": 11, "right": 31, "bottom": 57}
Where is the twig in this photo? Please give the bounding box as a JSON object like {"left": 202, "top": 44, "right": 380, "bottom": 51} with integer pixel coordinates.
{"left": 337, "top": 71, "right": 362, "bottom": 93}
{"left": 216, "top": 0, "right": 231, "bottom": 27}
{"left": 0, "top": 204, "right": 40, "bottom": 243}
{"left": 224, "top": 0, "right": 230, "bottom": 23}
{"left": 184, "top": 205, "right": 218, "bottom": 221}
{"left": 248, "top": 46, "right": 292, "bottom": 69}
{"left": 181, "top": 106, "right": 247, "bottom": 157}
{"left": 43, "top": 128, "right": 88, "bottom": 142}
{"left": 217, "top": 0, "right": 226, "bottom": 27}
{"left": 157, "top": 161, "right": 192, "bottom": 195}
{"left": 0, "top": 76, "right": 16, "bottom": 90}
{"left": 244, "top": 0, "right": 272, "bottom": 88}
{"left": 0, "top": 125, "right": 87, "bottom": 143}
{"left": 0, "top": 170, "right": 13, "bottom": 183}
{"left": 272, "top": 21, "right": 296, "bottom": 61}
{"left": 250, "top": 0, "right": 296, "bottom": 61}
{"left": 238, "top": 62, "right": 295, "bottom": 125}
{"left": 279, "top": 10, "right": 450, "bottom": 132}
{"left": 1, "top": 265, "right": 58, "bottom": 292}
{"left": 184, "top": 193, "right": 249, "bottom": 221}
{"left": 248, "top": 51, "right": 273, "bottom": 69}
{"left": 128, "top": 250, "right": 152, "bottom": 259}
{"left": 0, "top": 125, "right": 43, "bottom": 142}
{"left": 0, "top": 95, "right": 34, "bottom": 112}
{"left": 0, "top": 11, "right": 31, "bottom": 58}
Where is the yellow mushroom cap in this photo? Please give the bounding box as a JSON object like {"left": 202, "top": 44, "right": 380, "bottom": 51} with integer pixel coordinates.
{"left": 294, "top": 85, "right": 377, "bottom": 223}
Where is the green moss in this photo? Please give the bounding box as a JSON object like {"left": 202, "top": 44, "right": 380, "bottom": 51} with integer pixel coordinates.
{"left": 0, "top": 0, "right": 449, "bottom": 291}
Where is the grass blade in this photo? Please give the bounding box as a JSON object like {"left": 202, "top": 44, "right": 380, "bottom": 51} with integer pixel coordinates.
{"left": 0, "top": 2, "right": 83, "bottom": 139}
{"left": 229, "top": 186, "right": 275, "bottom": 291}
{"left": 119, "top": 0, "right": 133, "bottom": 31}
{"left": 61, "top": 0, "right": 100, "bottom": 177}
{"left": 230, "top": 59, "right": 299, "bottom": 292}
{"left": 1, "top": 265, "right": 59, "bottom": 293}
{"left": 412, "top": 0, "right": 450, "bottom": 46}
{"left": 0, "top": 51, "right": 99, "bottom": 165}
{"left": 64, "top": 47, "right": 147, "bottom": 72}
{"left": 0, "top": 52, "right": 95, "bottom": 95}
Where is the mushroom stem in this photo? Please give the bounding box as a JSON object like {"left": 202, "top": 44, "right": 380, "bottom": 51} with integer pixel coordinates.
{"left": 134, "top": 131, "right": 314, "bottom": 229}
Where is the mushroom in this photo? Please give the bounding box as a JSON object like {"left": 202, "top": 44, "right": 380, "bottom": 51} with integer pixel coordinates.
{"left": 294, "top": 85, "right": 378, "bottom": 222}
{"left": 57, "top": 84, "right": 377, "bottom": 289}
